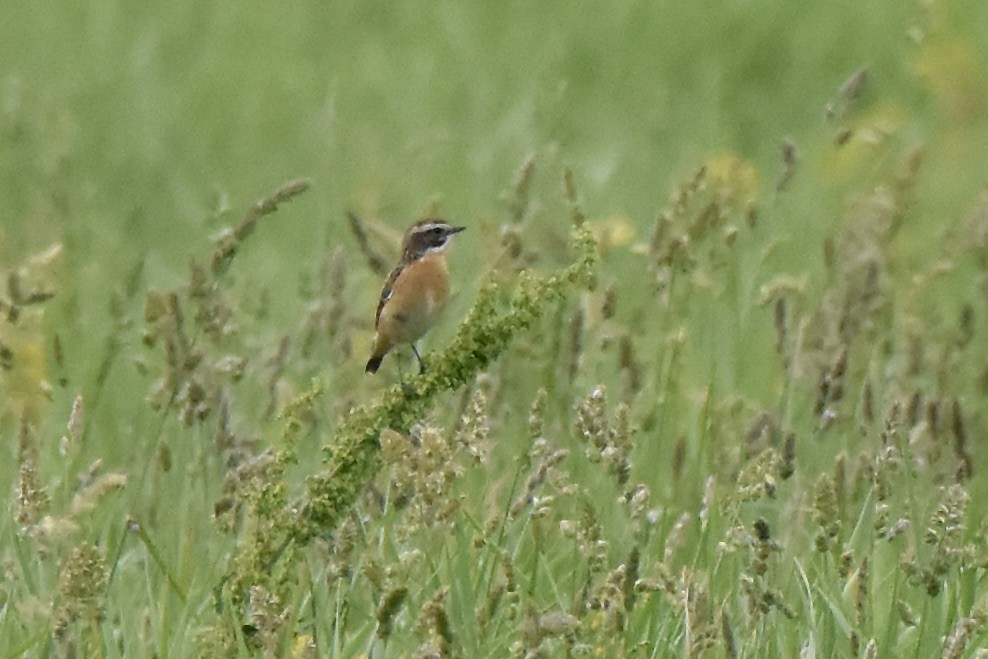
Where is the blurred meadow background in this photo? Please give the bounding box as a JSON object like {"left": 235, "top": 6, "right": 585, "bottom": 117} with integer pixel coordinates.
{"left": 3, "top": 0, "right": 988, "bottom": 656}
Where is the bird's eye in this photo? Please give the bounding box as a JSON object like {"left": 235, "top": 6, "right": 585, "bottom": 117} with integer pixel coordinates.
{"left": 430, "top": 227, "right": 444, "bottom": 235}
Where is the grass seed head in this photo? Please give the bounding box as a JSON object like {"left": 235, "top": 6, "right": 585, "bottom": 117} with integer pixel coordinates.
{"left": 416, "top": 587, "right": 453, "bottom": 658}
{"left": 16, "top": 458, "right": 49, "bottom": 528}
{"left": 376, "top": 586, "right": 410, "bottom": 643}
{"left": 54, "top": 542, "right": 107, "bottom": 638}
{"left": 813, "top": 473, "right": 841, "bottom": 552}
{"left": 942, "top": 607, "right": 988, "bottom": 659}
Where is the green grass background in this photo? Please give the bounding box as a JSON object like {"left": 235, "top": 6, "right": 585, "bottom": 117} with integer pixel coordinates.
{"left": 3, "top": 0, "right": 988, "bottom": 656}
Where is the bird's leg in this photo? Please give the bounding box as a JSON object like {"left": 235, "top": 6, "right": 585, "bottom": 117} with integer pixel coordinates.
{"left": 411, "top": 344, "right": 426, "bottom": 373}
{"left": 399, "top": 360, "right": 415, "bottom": 395}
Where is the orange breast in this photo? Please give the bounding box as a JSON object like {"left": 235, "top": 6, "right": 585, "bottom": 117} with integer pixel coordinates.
{"left": 376, "top": 253, "right": 450, "bottom": 346}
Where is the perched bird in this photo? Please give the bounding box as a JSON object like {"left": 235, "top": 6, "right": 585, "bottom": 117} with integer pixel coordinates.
{"left": 365, "top": 219, "right": 466, "bottom": 374}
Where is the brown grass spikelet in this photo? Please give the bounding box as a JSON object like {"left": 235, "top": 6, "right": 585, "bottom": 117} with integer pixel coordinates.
{"left": 59, "top": 393, "right": 84, "bottom": 456}
{"left": 897, "top": 600, "right": 917, "bottom": 627}
{"left": 699, "top": 476, "right": 715, "bottom": 531}
{"left": 346, "top": 210, "right": 390, "bottom": 276}
{"left": 601, "top": 283, "right": 617, "bottom": 319}
{"left": 942, "top": 606, "right": 987, "bottom": 659}
{"left": 263, "top": 335, "right": 290, "bottom": 418}
{"left": 825, "top": 66, "right": 869, "bottom": 121}
{"left": 736, "top": 449, "right": 780, "bottom": 502}
{"left": 815, "top": 347, "right": 848, "bottom": 421}
{"left": 919, "top": 484, "right": 974, "bottom": 596}
{"left": 536, "top": 610, "right": 580, "bottom": 637}
{"left": 874, "top": 441, "right": 900, "bottom": 500}
{"left": 28, "top": 516, "right": 80, "bottom": 555}
{"left": 860, "top": 379, "right": 875, "bottom": 427}
{"left": 502, "top": 152, "right": 537, "bottom": 223}
{"left": 953, "top": 190, "right": 988, "bottom": 299}
{"left": 950, "top": 398, "right": 973, "bottom": 481}
{"left": 813, "top": 473, "right": 841, "bottom": 552}
{"left": 15, "top": 416, "right": 48, "bottom": 527}
{"left": 750, "top": 518, "right": 782, "bottom": 579}
{"left": 594, "top": 562, "right": 629, "bottom": 633}
{"left": 16, "top": 459, "right": 49, "bottom": 528}
{"left": 328, "top": 244, "right": 349, "bottom": 332}
{"left": 188, "top": 260, "right": 235, "bottom": 341}
{"left": 375, "top": 586, "right": 410, "bottom": 643}
{"left": 415, "top": 587, "right": 454, "bottom": 658}
{"left": 617, "top": 334, "right": 642, "bottom": 397}
{"left": 776, "top": 138, "right": 799, "bottom": 192}
{"left": 871, "top": 440, "right": 903, "bottom": 540}
{"left": 851, "top": 556, "right": 869, "bottom": 656}
{"left": 211, "top": 178, "right": 310, "bottom": 277}
{"left": 69, "top": 472, "right": 127, "bottom": 517}
{"left": 571, "top": 501, "right": 609, "bottom": 615}
{"left": 477, "top": 550, "right": 519, "bottom": 629}
{"left": 683, "top": 578, "right": 718, "bottom": 654}
{"left": 518, "top": 603, "right": 580, "bottom": 656}
{"left": 563, "top": 168, "right": 586, "bottom": 226}
{"left": 892, "top": 144, "right": 924, "bottom": 223}
{"left": 6, "top": 244, "right": 60, "bottom": 306}
{"left": 214, "top": 449, "right": 278, "bottom": 532}
{"left": 574, "top": 386, "right": 607, "bottom": 441}
{"left": 905, "top": 391, "right": 922, "bottom": 427}
{"left": 574, "top": 385, "right": 633, "bottom": 486}
{"left": 649, "top": 212, "right": 671, "bottom": 263}
{"left": 648, "top": 165, "right": 713, "bottom": 280}
{"left": 839, "top": 550, "right": 855, "bottom": 581}
{"left": 568, "top": 305, "right": 584, "bottom": 380}
{"left": 311, "top": 245, "right": 355, "bottom": 361}
{"left": 0, "top": 243, "right": 60, "bottom": 416}
{"left": 498, "top": 224, "right": 526, "bottom": 268}
{"left": 745, "top": 410, "right": 779, "bottom": 456}
{"left": 322, "top": 516, "right": 358, "bottom": 583}
{"left": 527, "top": 387, "right": 548, "bottom": 440}
{"left": 477, "top": 575, "right": 510, "bottom": 632}
{"left": 640, "top": 570, "right": 717, "bottom": 654}
{"left": 762, "top": 588, "right": 796, "bottom": 620}
{"left": 883, "top": 517, "right": 911, "bottom": 542}
{"left": 926, "top": 397, "right": 944, "bottom": 440}
{"left": 774, "top": 296, "right": 788, "bottom": 362}
{"left": 584, "top": 548, "right": 643, "bottom": 635}
{"left": 214, "top": 390, "right": 235, "bottom": 454}
{"left": 663, "top": 512, "right": 691, "bottom": 566}
{"left": 779, "top": 433, "right": 796, "bottom": 480}
{"left": 720, "top": 605, "right": 738, "bottom": 659}
{"left": 624, "top": 483, "right": 659, "bottom": 531}
{"left": 512, "top": 443, "right": 569, "bottom": 519}
{"left": 54, "top": 542, "right": 108, "bottom": 647}
{"left": 622, "top": 545, "right": 640, "bottom": 614}
{"left": 455, "top": 386, "right": 491, "bottom": 464}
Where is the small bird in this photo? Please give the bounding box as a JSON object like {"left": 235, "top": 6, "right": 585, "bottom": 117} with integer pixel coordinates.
{"left": 365, "top": 219, "right": 466, "bottom": 374}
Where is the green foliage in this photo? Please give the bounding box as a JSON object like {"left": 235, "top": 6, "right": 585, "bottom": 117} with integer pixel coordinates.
{"left": 3, "top": 1, "right": 988, "bottom": 657}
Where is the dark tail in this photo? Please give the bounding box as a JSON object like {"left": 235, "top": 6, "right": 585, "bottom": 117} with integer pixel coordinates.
{"left": 365, "top": 354, "right": 383, "bottom": 374}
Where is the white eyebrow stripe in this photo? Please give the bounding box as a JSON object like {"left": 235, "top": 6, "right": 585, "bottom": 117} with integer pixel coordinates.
{"left": 413, "top": 222, "right": 446, "bottom": 233}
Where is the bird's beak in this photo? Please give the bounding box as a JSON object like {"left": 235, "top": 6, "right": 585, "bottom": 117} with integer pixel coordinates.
{"left": 450, "top": 226, "right": 467, "bottom": 235}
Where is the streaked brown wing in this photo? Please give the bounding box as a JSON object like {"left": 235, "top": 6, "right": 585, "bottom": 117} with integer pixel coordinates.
{"left": 375, "top": 263, "right": 405, "bottom": 328}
